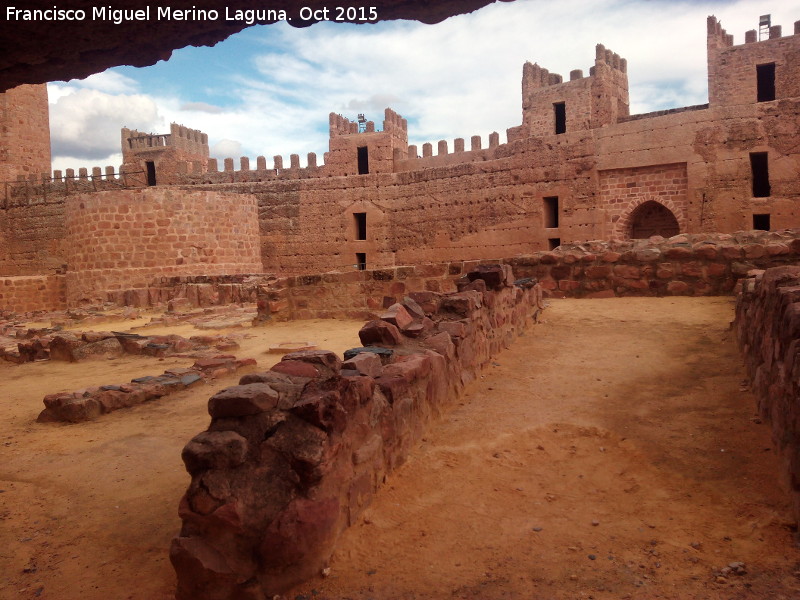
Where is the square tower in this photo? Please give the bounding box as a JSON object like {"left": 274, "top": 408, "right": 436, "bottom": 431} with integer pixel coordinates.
{"left": 0, "top": 84, "right": 51, "bottom": 183}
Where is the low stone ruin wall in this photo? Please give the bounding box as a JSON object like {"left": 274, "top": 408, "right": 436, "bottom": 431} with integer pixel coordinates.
{"left": 108, "top": 274, "right": 273, "bottom": 309}
{"left": 38, "top": 356, "right": 256, "bottom": 423}
{"left": 506, "top": 230, "right": 800, "bottom": 298}
{"left": 4, "top": 229, "right": 798, "bottom": 315}
{"left": 2, "top": 328, "right": 241, "bottom": 364}
{"left": 170, "top": 266, "right": 543, "bottom": 599}
{"left": 735, "top": 266, "right": 800, "bottom": 522}
{"left": 253, "top": 230, "right": 800, "bottom": 323}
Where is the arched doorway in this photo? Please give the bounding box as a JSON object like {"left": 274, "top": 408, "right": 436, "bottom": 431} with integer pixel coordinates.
{"left": 628, "top": 200, "right": 680, "bottom": 239}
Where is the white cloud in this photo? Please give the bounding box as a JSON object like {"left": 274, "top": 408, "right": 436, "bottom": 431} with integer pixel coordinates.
{"left": 49, "top": 87, "right": 164, "bottom": 162}
{"left": 180, "top": 101, "right": 225, "bottom": 114}
{"left": 211, "top": 139, "right": 244, "bottom": 159}
{"left": 70, "top": 71, "right": 140, "bottom": 94}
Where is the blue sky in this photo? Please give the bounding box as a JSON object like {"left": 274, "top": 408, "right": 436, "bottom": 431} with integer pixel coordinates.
{"left": 47, "top": 0, "right": 800, "bottom": 172}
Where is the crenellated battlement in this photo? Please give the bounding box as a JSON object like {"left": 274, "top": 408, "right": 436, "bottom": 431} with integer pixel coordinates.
{"left": 329, "top": 108, "right": 408, "bottom": 140}
{"left": 382, "top": 107, "right": 408, "bottom": 135}
{"left": 521, "top": 62, "right": 565, "bottom": 90}
{"left": 513, "top": 41, "right": 630, "bottom": 140}
{"left": 1, "top": 164, "right": 149, "bottom": 208}
{"left": 707, "top": 15, "right": 735, "bottom": 48}
{"left": 176, "top": 152, "right": 323, "bottom": 184}
{"left": 329, "top": 113, "right": 374, "bottom": 136}
{"left": 400, "top": 131, "right": 504, "bottom": 169}
{"left": 707, "top": 14, "right": 800, "bottom": 107}
{"left": 708, "top": 15, "right": 800, "bottom": 47}
{"left": 591, "top": 43, "right": 627, "bottom": 75}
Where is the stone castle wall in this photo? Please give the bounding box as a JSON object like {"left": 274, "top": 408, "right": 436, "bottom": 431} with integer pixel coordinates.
{"left": 63, "top": 188, "right": 262, "bottom": 305}
{"left": 0, "top": 274, "right": 66, "bottom": 313}
{"left": 0, "top": 16, "right": 799, "bottom": 313}
{"left": 0, "top": 197, "right": 66, "bottom": 276}
{"left": 168, "top": 91, "right": 798, "bottom": 277}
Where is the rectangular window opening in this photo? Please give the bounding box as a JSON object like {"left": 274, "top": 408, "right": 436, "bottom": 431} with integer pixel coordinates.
{"left": 750, "top": 152, "right": 771, "bottom": 197}
{"left": 752, "top": 214, "right": 771, "bottom": 231}
{"left": 554, "top": 102, "right": 566, "bottom": 135}
{"left": 357, "top": 146, "right": 369, "bottom": 175}
{"left": 756, "top": 63, "right": 776, "bottom": 102}
{"left": 145, "top": 161, "right": 156, "bottom": 186}
{"left": 354, "top": 212, "right": 367, "bottom": 240}
{"left": 355, "top": 252, "right": 367, "bottom": 271}
{"left": 548, "top": 238, "right": 561, "bottom": 250}
{"left": 543, "top": 196, "right": 559, "bottom": 228}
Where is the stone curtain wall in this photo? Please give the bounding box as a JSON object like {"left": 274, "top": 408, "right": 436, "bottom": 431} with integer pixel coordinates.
{"left": 170, "top": 266, "right": 542, "bottom": 599}
{"left": 0, "top": 274, "right": 66, "bottom": 313}
{"left": 598, "top": 163, "right": 689, "bottom": 239}
{"left": 735, "top": 266, "right": 800, "bottom": 522}
{"left": 0, "top": 199, "right": 66, "bottom": 277}
{"left": 63, "top": 188, "right": 262, "bottom": 305}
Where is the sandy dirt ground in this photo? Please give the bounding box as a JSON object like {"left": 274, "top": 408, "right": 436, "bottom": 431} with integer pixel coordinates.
{"left": 2, "top": 298, "right": 800, "bottom": 600}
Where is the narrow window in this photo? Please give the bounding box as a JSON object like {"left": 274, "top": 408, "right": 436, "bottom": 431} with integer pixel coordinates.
{"left": 145, "top": 161, "right": 156, "bottom": 186}
{"left": 355, "top": 252, "right": 367, "bottom": 270}
{"left": 354, "top": 212, "right": 367, "bottom": 240}
{"left": 756, "top": 63, "right": 776, "bottom": 102}
{"left": 543, "top": 196, "right": 559, "bottom": 228}
{"left": 750, "top": 152, "right": 771, "bottom": 197}
{"left": 548, "top": 238, "right": 561, "bottom": 250}
{"left": 357, "top": 146, "right": 369, "bottom": 175}
{"left": 554, "top": 102, "right": 566, "bottom": 134}
{"left": 752, "top": 214, "right": 771, "bottom": 231}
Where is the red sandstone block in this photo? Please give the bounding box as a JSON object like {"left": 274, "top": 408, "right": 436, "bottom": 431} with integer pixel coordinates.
{"left": 657, "top": 265, "right": 676, "bottom": 279}
{"left": 693, "top": 244, "right": 719, "bottom": 260}
{"left": 601, "top": 251, "right": 621, "bottom": 263}
{"left": 584, "top": 265, "right": 612, "bottom": 279}
{"left": 559, "top": 280, "right": 580, "bottom": 291}
{"left": 743, "top": 244, "right": 766, "bottom": 259}
{"left": 613, "top": 265, "right": 640, "bottom": 279}
{"left": 664, "top": 247, "right": 692, "bottom": 259}
{"left": 380, "top": 304, "right": 414, "bottom": 331}
{"left": 706, "top": 263, "right": 727, "bottom": 277}
{"left": 667, "top": 281, "right": 690, "bottom": 294}
{"left": 359, "top": 320, "right": 402, "bottom": 346}
{"left": 767, "top": 243, "right": 790, "bottom": 256}
{"left": 680, "top": 262, "right": 703, "bottom": 278}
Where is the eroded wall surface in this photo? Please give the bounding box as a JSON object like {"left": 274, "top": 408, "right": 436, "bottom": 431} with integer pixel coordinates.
{"left": 735, "top": 266, "right": 800, "bottom": 522}
{"left": 63, "top": 188, "right": 263, "bottom": 305}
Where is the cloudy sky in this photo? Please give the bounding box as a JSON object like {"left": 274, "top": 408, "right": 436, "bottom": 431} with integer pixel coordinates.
{"left": 47, "top": 0, "right": 800, "bottom": 172}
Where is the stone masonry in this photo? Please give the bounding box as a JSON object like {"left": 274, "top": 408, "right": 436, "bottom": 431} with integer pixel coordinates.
{"left": 735, "top": 266, "right": 800, "bottom": 523}
{"left": 170, "top": 266, "right": 542, "bottom": 599}
{"left": 0, "top": 15, "right": 799, "bottom": 313}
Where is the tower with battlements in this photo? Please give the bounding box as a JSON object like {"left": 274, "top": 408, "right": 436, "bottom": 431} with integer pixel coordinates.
{"left": 121, "top": 123, "right": 209, "bottom": 186}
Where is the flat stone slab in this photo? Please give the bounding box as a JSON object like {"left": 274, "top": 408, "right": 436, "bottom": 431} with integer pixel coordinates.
{"left": 267, "top": 341, "right": 318, "bottom": 354}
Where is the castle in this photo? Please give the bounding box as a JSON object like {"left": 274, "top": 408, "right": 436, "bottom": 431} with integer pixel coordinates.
{"left": 0, "top": 15, "right": 798, "bottom": 312}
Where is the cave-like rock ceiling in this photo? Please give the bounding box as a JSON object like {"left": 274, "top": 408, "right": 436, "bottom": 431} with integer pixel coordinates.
{"left": 0, "top": 0, "right": 508, "bottom": 91}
